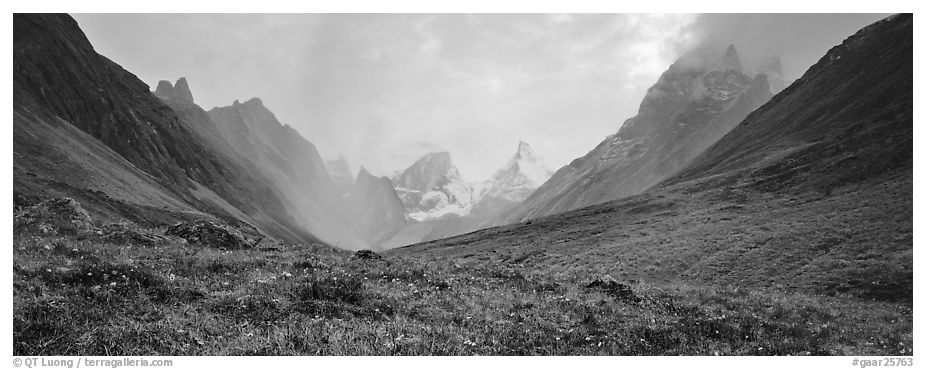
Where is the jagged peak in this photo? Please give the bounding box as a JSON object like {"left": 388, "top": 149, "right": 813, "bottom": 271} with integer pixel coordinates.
{"left": 173, "top": 77, "right": 194, "bottom": 103}
{"left": 154, "top": 80, "right": 173, "bottom": 97}
{"left": 720, "top": 44, "right": 742, "bottom": 71}
{"left": 153, "top": 77, "right": 194, "bottom": 104}
{"left": 492, "top": 140, "right": 553, "bottom": 187}
{"left": 673, "top": 43, "right": 743, "bottom": 73}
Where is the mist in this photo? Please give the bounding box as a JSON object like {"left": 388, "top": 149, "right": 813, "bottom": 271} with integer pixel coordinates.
{"left": 72, "top": 13, "right": 886, "bottom": 181}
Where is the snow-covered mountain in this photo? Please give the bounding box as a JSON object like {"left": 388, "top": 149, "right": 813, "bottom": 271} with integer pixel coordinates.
{"left": 475, "top": 141, "right": 554, "bottom": 204}
{"left": 390, "top": 142, "right": 554, "bottom": 223}
{"left": 392, "top": 151, "right": 475, "bottom": 221}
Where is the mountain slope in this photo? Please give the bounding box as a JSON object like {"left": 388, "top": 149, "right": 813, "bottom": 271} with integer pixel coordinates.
{"left": 502, "top": 45, "right": 772, "bottom": 223}
{"left": 13, "top": 14, "right": 316, "bottom": 243}
{"left": 394, "top": 14, "right": 912, "bottom": 303}
{"left": 668, "top": 15, "right": 912, "bottom": 192}
{"left": 207, "top": 98, "right": 368, "bottom": 249}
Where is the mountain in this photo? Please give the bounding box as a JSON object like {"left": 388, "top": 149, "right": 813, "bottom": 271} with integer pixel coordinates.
{"left": 395, "top": 14, "right": 912, "bottom": 303}
{"left": 381, "top": 141, "right": 553, "bottom": 249}
{"left": 326, "top": 155, "right": 355, "bottom": 196}
{"left": 347, "top": 168, "right": 409, "bottom": 246}
{"left": 392, "top": 151, "right": 475, "bottom": 221}
{"left": 327, "top": 155, "right": 355, "bottom": 187}
{"left": 13, "top": 14, "right": 316, "bottom": 243}
{"left": 207, "top": 98, "right": 368, "bottom": 249}
{"left": 501, "top": 44, "right": 773, "bottom": 223}
{"left": 669, "top": 14, "right": 912, "bottom": 195}
{"left": 474, "top": 141, "right": 554, "bottom": 208}
{"left": 154, "top": 77, "right": 195, "bottom": 105}
{"left": 374, "top": 142, "right": 447, "bottom": 178}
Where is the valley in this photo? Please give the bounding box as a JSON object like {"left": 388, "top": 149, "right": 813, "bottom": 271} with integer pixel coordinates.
{"left": 11, "top": 13, "right": 913, "bottom": 357}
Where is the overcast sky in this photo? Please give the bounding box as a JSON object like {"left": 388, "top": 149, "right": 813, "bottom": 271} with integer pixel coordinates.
{"left": 72, "top": 13, "right": 885, "bottom": 181}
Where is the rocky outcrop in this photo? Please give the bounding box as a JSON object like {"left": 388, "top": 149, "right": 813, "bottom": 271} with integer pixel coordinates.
{"left": 154, "top": 77, "right": 195, "bottom": 104}
{"left": 166, "top": 219, "right": 262, "bottom": 249}
{"left": 352, "top": 249, "right": 383, "bottom": 261}
{"left": 585, "top": 275, "right": 641, "bottom": 303}
{"left": 14, "top": 197, "right": 94, "bottom": 235}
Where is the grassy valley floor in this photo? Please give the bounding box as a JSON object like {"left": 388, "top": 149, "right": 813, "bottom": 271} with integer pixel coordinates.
{"left": 13, "top": 226, "right": 911, "bottom": 355}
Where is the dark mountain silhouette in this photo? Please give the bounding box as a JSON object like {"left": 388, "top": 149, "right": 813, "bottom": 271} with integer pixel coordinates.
{"left": 395, "top": 14, "right": 912, "bottom": 303}
{"left": 14, "top": 14, "right": 316, "bottom": 243}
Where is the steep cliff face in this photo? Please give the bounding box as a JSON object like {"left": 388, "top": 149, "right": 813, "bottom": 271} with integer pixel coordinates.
{"left": 502, "top": 45, "right": 773, "bottom": 223}
{"left": 348, "top": 168, "right": 408, "bottom": 246}
{"left": 13, "top": 14, "right": 316, "bottom": 243}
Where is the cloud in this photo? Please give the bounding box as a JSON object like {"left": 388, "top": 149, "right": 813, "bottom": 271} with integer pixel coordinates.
{"left": 679, "top": 13, "right": 888, "bottom": 80}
